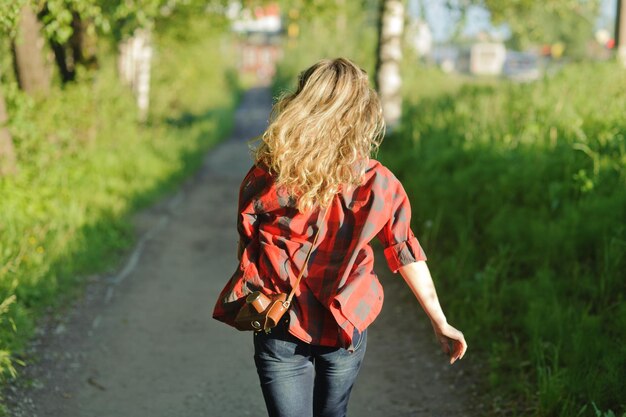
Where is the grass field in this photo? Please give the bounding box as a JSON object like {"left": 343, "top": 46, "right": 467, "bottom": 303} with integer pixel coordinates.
{"left": 380, "top": 62, "right": 626, "bottom": 417}
{"left": 0, "top": 19, "right": 240, "bottom": 391}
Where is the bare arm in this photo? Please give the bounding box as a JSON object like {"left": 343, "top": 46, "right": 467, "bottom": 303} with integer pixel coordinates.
{"left": 398, "top": 260, "right": 467, "bottom": 365}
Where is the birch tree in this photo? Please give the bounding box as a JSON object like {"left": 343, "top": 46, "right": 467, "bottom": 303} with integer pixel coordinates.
{"left": 11, "top": 3, "right": 51, "bottom": 96}
{"left": 375, "top": 0, "right": 405, "bottom": 130}
{"left": 118, "top": 29, "right": 153, "bottom": 122}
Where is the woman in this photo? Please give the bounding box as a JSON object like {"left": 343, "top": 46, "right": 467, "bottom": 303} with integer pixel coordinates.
{"left": 213, "top": 57, "right": 467, "bottom": 417}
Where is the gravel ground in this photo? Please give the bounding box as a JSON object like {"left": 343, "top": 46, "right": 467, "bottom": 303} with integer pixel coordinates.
{"left": 3, "top": 86, "right": 485, "bottom": 417}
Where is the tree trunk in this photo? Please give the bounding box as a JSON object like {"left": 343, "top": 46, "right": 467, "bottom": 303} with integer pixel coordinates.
{"left": 71, "top": 12, "right": 98, "bottom": 70}
{"left": 0, "top": 83, "right": 18, "bottom": 176}
{"left": 45, "top": 10, "right": 98, "bottom": 84}
{"left": 118, "top": 29, "right": 153, "bottom": 122}
{"left": 11, "top": 4, "right": 51, "bottom": 96}
{"left": 375, "top": 0, "right": 405, "bottom": 130}
{"left": 50, "top": 39, "right": 75, "bottom": 83}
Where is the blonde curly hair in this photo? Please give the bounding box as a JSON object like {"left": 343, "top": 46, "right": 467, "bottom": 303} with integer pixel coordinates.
{"left": 255, "top": 57, "right": 385, "bottom": 213}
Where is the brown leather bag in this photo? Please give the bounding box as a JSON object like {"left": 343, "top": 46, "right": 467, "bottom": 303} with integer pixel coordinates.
{"left": 234, "top": 208, "right": 328, "bottom": 333}
{"left": 233, "top": 292, "right": 288, "bottom": 331}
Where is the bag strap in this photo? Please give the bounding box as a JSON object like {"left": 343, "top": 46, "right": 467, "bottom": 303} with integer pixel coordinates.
{"left": 283, "top": 206, "right": 330, "bottom": 308}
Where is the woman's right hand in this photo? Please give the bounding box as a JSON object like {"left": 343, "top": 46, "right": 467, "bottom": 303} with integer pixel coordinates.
{"left": 431, "top": 320, "right": 467, "bottom": 365}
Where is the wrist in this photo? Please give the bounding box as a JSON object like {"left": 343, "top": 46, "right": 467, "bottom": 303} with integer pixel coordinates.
{"left": 430, "top": 315, "right": 448, "bottom": 328}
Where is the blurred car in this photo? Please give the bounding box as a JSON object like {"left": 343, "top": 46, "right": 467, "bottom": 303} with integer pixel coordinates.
{"left": 503, "top": 51, "right": 541, "bottom": 82}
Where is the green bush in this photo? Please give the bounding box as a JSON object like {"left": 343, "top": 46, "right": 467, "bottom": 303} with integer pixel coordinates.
{"left": 381, "top": 62, "right": 626, "bottom": 416}
{"left": 0, "top": 20, "right": 238, "bottom": 382}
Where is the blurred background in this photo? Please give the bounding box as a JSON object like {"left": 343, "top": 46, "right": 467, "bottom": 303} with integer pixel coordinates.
{"left": 0, "top": 1, "right": 625, "bottom": 416}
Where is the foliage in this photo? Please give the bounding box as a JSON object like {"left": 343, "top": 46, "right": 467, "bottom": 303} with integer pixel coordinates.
{"left": 381, "top": 61, "right": 626, "bottom": 416}
{"left": 478, "top": 0, "right": 601, "bottom": 58}
{"left": 271, "top": 0, "right": 379, "bottom": 96}
{"left": 275, "top": 0, "right": 377, "bottom": 23}
{"left": 0, "top": 0, "right": 229, "bottom": 45}
{"left": 1, "top": 0, "right": 107, "bottom": 41}
{"left": 0, "top": 14, "right": 238, "bottom": 388}
{"left": 40, "top": 0, "right": 109, "bottom": 43}
{"left": 0, "top": 0, "right": 27, "bottom": 36}
{"left": 99, "top": 0, "right": 229, "bottom": 39}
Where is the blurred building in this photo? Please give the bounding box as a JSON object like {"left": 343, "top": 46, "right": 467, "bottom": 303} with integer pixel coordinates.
{"left": 431, "top": 43, "right": 541, "bottom": 82}
{"left": 230, "top": 3, "right": 281, "bottom": 34}
{"left": 228, "top": 2, "right": 282, "bottom": 81}
{"left": 456, "top": 42, "right": 506, "bottom": 75}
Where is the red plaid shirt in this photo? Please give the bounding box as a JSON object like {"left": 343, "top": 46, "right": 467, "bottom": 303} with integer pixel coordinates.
{"left": 212, "top": 159, "right": 427, "bottom": 349}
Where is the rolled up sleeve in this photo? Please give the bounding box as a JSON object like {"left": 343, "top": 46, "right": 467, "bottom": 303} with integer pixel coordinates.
{"left": 383, "top": 234, "right": 427, "bottom": 273}
{"left": 376, "top": 174, "right": 427, "bottom": 273}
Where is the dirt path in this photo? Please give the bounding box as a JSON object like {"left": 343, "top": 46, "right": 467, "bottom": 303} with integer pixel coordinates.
{"left": 4, "top": 86, "right": 482, "bottom": 417}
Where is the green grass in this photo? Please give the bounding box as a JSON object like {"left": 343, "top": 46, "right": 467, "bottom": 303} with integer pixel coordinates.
{"left": 380, "top": 61, "right": 626, "bottom": 416}
{"left": 0, "top": 20, "right": 239, "bottom": 389}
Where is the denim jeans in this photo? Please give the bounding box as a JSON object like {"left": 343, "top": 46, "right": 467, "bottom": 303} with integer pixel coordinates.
{"left": 253, "top": 317, "right": 367, "bottom": 417}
